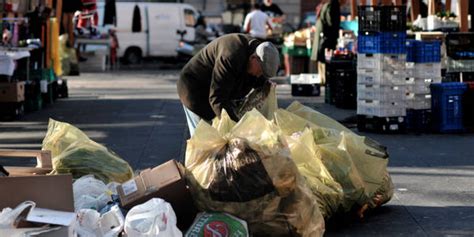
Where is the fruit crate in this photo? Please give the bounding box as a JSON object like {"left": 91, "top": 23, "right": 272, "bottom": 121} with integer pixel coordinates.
{"left": 357, "top": 68, "right": 406, "bottom": 85}
{"left": 406, "top": 109, "right": 432, "bottom": 133}
{"left": 357, "top": 84, "right": 406, "bottom": 101}
{"left": 446, "top": 58, "right": 474, "bottom": 73}
{"left": 357, "top": 115, "right": 406, "bottom": 133}
{"left": 446, "top": 33, "right": 474, "bottom": 60}
{"left": 357, "top": 53, "right": 406, "bottom": 71}
{"left": 405, "top": 62, "right": 442, "bottom": 78}
{"left": 358, "top": 32, "right": 406, "bottom": 54}
{"left": 405, "top": 77, "right": 441, "bottom": 94}
{"left": 406, "top": 40, "right": 441, "bottom": 63}
{"left": 406, "top": 93, "right": 432, "bottom": 110}
{"left": 430, "top": 82, "right": 468, "bottom": 132}
{"left": 357, "top": 99, "right": 406, "bottom": 117}
{"left": 358, "top": 5, "right": 406, "bottom": 32}
{"left": 291, "top": 84, "right": 321, "bottom": 96}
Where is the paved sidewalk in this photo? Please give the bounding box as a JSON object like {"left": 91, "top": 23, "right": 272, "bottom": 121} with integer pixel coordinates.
{"left": 1, "top": 69, "right": 473, "bottom": 236}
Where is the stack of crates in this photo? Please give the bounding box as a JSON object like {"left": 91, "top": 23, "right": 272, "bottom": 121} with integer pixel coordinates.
{"left": 357, "top": 5, "right": 407, "bottom": 132}
{"left": 445, "top": 33, "right": 474, "bottom": 82}
{"left": 405, "top": 40, "right": 442, "bottom": 132}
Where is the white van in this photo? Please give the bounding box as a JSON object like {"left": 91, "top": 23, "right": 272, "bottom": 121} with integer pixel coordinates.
{"left": 111, "top": 2, "right": 198, "bottom": 63}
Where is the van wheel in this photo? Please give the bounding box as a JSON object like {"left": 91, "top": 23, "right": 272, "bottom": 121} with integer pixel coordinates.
{"left": 124, "top": 48, "right": 142, "bottom": 64}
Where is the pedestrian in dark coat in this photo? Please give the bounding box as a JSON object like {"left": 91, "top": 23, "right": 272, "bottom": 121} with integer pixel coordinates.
{"left": 311, "top": 0, "right": 345, "bottom": 84}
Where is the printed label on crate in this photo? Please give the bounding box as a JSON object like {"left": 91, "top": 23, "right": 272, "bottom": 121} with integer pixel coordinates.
{"left": 290, "top": 74, "right": 320, "bottom": 84}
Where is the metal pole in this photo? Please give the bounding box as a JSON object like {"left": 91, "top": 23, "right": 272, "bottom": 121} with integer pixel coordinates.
{"left": 459, "top": 0, "right": 469, "bottom": 32}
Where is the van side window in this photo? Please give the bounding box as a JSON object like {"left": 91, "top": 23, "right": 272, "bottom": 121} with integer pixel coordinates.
{"left": 184, "top": 9, "right": 196, "bottom": 27}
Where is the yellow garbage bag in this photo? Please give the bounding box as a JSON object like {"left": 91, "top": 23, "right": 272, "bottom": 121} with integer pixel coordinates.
{"left": 283, "top": 127, "right": 344, "bottom": 218}
{"left": 42, "top": 118, "right": 90, "bottom": 158}
{"left": 281, "top": 102, "right": 393, "bottom": 210}
{"left": 274, "top": 109, "right": 366, "bottom": 212}
{"left": 185, "top": 109, "right": 325, "bottom": 237}
{"left": 42, "top": 119, "right": 134, "bottom": 183}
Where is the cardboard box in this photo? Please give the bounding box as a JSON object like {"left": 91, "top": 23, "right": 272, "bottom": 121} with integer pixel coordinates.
{"left": 0, "top": 174, "right": 75, "bottom": 237}
{"left": 0, "top": 81, "right": 25, "bottom": 102}
{"left": 117, "top": 160, "right": 197, "bottom": 230}
{"left": 0, "top": 149, "right": 53, "bottom": 176}
{"left": 0, "top": 174, "right": 74, "bottom": 212}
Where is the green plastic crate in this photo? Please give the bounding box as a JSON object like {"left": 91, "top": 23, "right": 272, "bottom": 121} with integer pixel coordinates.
{"left": 282, "top": 45, "right": 312, "bottom": 57}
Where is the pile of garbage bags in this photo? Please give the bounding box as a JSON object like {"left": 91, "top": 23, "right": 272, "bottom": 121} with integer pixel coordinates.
{"left": 1, "top": 85, "right": 393, "bottom": 237}
{"left": 184, "top": 86, "right": 393, "bottom": 236}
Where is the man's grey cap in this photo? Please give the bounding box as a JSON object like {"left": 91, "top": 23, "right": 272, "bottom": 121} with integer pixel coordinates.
{"left": 256, "top": 42, "right": 280, "bottom": 78}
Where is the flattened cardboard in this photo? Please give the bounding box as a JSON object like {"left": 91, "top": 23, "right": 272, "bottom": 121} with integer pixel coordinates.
{"left": 117, "top": 160, "right": 197, "bottom": 230}
{"left": 0, "top": 174, "right": 74, "bottom": 212}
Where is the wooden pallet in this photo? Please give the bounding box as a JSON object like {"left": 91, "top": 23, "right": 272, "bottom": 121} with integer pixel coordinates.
{"left": 0, "top": 149, "right": 52, "bottom": 176}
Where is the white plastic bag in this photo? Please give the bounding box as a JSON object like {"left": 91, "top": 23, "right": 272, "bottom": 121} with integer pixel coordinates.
{"left": 124, "top": 198, "right": 182, "bottom": 237}
{"left": 73, "top": 175, "right": 112, "bottom": 211}
{"left": 0, "top": 201, "right": 35, "bottom": 228}
{"left": 75, "top": 205, "right": 124, "bottom": 237}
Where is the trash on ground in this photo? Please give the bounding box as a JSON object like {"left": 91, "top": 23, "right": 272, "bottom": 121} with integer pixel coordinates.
{"left": 124, "top": 198, "right": 182, "bottom": 237}
{"left": 185, "top": 212, "right": 249, "bottom": 237}
{"left": 42, "top": 119, "right": 134, "bottom": 183}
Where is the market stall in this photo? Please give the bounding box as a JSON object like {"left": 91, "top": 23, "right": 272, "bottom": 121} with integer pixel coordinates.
{"left": 0, "top": 0, "right": 70, "bottom": 120}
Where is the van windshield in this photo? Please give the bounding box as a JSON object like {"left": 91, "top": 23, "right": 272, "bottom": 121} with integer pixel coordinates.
{"left": 184, "top": 9, "right": 196, "bottom": 27}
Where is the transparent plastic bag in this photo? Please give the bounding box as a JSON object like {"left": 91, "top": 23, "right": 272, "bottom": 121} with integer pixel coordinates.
{"left": 42, "top": 119, "right": 134, "bottom": 183}
{"left": 185, "top": 109, "right": 325, "bottom": 237}
{"left": 278, "top": 102, "right": 393, "bottom": 211}
{"left": 0, "top": 201, "right": 35, "bottom": 228}
{"left": 73, "top": 175, "right": 113, "bottom": 211}
{"left": 42, "top": 118, "right": 90, "bottom": 158}
{"left": 75, "top": 205, "right": 124, "bottom": 237}
{"left": 124, "top": 198, "right": 182, "bottom": 237}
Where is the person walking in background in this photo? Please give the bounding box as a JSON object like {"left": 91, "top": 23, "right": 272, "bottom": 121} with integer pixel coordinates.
{"left": 261, "top": 0, "right": 285, "bottom": 23}
{"left": 243, "top": 3, "right": 273, "bottom": 40}
{"left": 311, "top": 0, "right": 345, "bottom": 85}
{"left": 177, "top": 34, "right": 280, "bottom": 135}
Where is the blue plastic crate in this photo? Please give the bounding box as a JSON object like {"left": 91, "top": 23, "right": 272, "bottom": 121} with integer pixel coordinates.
{"left": 358, "top": 31, "right": 406, "bottom": 54}
{"left": 406, "top": 40, "right": 441, "bottom": 63}
{"left": 358, "top": 32, "right": 381, "bottom": 53}
{"left": 430, "top": 82, "right": 468, "bottom": 132}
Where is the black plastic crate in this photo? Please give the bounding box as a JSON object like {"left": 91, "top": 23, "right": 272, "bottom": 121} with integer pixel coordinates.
{"left": 333, "top": 70, "right": 357, "bottom": 109}
{"left": 357, "top": 115, "right": 406, "bottom": 133}
{"left": 292, "top": 84, "right": 321, "bottom": 96}
{"left": 443, "top": 72, "right": 461, "bottom": 82}
{"left": 358, "top": 5, "right": 406, "bottom": 32}
{"left": 461, "top": 72, "right": 474, "bottom": 82}
{"left": 446, "top": 33, "right": 474, "bottom": 60}
{"left": 406, "top": 109, "right": 432, "bottom": 133}
{"left": 326, "top": 59, "right": 356, "bottom": 105}
{"left": 464, "top": 82, "right": 474, "bottom": 129}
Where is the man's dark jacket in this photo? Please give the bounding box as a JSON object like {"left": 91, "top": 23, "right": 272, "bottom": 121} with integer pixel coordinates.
{"left": 177, "top": 33, "right": 265, "bottom": 121}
